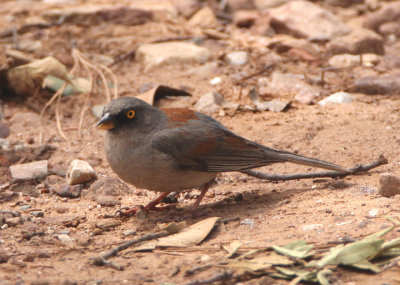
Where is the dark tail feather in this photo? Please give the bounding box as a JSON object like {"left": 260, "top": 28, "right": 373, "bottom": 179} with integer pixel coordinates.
{"left": 264, "top": 148, "right": 350, "bottom": 173}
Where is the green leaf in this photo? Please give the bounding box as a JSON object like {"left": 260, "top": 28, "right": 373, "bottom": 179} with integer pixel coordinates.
{"left": 317, "top": 239, "right": 384, "bottom": 267}
{"left": 363, "top": 226, "right": 394, "bottom": 241}
{"left": 226, "top": 253, "right": 294, "bottom": 271}
{"left": 272, "top": 240, "right": 314, "bottom": 259}
{"left": 351, "top": 260, "right": 380, "bottom": 273}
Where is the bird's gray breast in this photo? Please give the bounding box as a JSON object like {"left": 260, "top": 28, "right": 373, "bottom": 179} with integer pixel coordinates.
{"left": 105, "top": 132, "right": 216, "bottom": 192}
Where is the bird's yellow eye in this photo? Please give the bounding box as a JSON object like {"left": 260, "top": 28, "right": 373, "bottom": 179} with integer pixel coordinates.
{"left": 126, "top": 110, "right": 135, "bottom": 119}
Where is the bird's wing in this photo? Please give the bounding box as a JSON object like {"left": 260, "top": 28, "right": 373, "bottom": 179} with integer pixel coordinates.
{"left": 152, "top": 110, "right": 284, "bottom": 172}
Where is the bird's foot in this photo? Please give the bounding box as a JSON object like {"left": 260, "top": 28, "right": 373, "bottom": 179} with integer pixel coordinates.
{"left": 117, "top": 203, "right": 174, "bottom": 217}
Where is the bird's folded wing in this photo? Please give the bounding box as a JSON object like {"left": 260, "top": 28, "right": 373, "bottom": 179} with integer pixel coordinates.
{"left": 152, "top": 127, "right": 284, "bottom": 172}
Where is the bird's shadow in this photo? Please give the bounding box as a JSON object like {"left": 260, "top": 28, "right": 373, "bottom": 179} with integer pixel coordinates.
{"left": 139, "top": 179, "right": 354, "bottom": 224}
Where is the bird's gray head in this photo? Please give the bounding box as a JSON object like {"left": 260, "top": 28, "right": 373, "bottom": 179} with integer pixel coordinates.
{"left": 96, "top": 97, "right": 161, "bottom": 134}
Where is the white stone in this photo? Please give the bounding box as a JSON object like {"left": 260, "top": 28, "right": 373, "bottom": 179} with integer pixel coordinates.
{"left": 367, "top": 208, "right": 379, "bottom": 218}
{"left": 210, "top": 77, "right": 222, "bottom": 85}
{"left": 137, "top": 41, "right": 211, "bottom": 72}
{"left": 225, "top": 51, "right": 248, "bottom": 66}
{"left": 66, "top": 159, "right": 97, "bottom": 185}
{"left": 318, "top": 92, "right": 353, "bottom": 106}
{"left": 10, "top": 160, "right": 48, "bottom": 180}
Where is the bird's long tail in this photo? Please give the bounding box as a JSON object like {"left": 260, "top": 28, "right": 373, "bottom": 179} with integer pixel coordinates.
{"left": 264, "top": 147, "right": 350, "bottom": 173}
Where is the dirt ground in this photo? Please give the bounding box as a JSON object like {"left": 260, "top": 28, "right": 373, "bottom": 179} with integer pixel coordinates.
{"left": 1, "top": 0, "right": 400, "bottom": 284}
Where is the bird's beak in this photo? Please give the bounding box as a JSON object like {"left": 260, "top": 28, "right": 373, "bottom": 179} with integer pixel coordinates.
{"left": 96, "top": 113, "right": 115, "bottom": 130}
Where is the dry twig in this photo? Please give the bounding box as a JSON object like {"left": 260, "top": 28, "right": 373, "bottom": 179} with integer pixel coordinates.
{"left": 241, "top": 155, "right": 387, "bottom": 181}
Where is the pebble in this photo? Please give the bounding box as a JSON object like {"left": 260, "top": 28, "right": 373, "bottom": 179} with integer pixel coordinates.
{"left": 225, "top": 51, "right": 248, "bottom": 66}
{"left": 30, "top": 211, "right": 44, "bottom": 218}
{"left": 367, "top": 208, "right": 379, "bottom": 218}
{"left": 20, "top": 205, "right": 31, "bottom": 211}
{"left": 10, "top": 183, "right": 39, "bottom": 197}
{"left": 89, "top": 177, "right": 131, "bottom": 197}
{"left": 35, "top": 248, "right": 51, "bottom": 258}
{"left": 302, "top": 224, "right": 323, "bottom": 231}
{"left": 379, "top": 173, "right": 400, "bottom": 197}
{"left": 188, "top": 7, "right": 218, "bottom": 29}
{"left": 123, "top": 229, "right": 137, "bottom": 236}
{"left": 210, "top": 77, "right": 222, "bottom": 85}
{"left": 57, "top": 234, "right": 75, "bottom": 245}
{"left": 10, "top": 160, "right": 48, "bottom": 180}
{"left": 6, "top": 217, "right": 22, "bottom": 227}
{"left": 136, "top": 41, "right": 211, "bottom": 72}
{"left": 66, "top": 159, "right": 97, "bottom": 185}
{"left": 54, "top": 184, "right": 82, "bottom": 198}
{"left": 240, "top": 218, "right": 255, "bottom": 227}
{"left": 95, "top": 195, "right": 120, "bottom": 207}
{"left": 318, "top": 92, "right": 353, "bottom": 106}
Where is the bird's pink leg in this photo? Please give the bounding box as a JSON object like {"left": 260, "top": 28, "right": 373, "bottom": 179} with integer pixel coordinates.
{"left": 193, "top": 180, "right": 214, "bottom": 208}
{"left": 119, "top": 192, "right": 172, "bottom": 216}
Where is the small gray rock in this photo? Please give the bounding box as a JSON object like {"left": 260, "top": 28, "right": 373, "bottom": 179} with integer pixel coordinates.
{"left": 30, "top": 211, "right": 44, "bottom": 218}
{"left": 54, "top": 184, "right": 82, "bottom": 198}
{"left": 10, "top": 160, "right": 48, "bottom": 180}
{"left": 66, "top": 159, "right": 97, "bottom": 185}
{"left": 379, "top": 173, "right": 400, "bottom": 197}
{"left": 318, "top": 92, "right": 353, "bottom": 106}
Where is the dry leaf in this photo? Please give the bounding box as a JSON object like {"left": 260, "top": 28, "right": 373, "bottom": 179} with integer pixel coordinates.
{"left": 7, "top": 56, "right": 73, "bottom": 96}
{"left": 135, "top": 217, "right": 219, "bottom": 251}
{"left": 136, "top": 85, "right": 191, "bottom": 105}
{"left": 226, "top": 253, "right": 293, "bottom": 271}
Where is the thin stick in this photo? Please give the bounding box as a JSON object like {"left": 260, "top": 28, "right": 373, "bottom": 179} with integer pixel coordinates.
{"left": 92, "top": 231, "right": 170, "bottom": 266}
{"left": 55, "top": 84, "right": 69, "bottom": 141}
{"left": 241, "top": 155, "right": 388, "bottom": 181}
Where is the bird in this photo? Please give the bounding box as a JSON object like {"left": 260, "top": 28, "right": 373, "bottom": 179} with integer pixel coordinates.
{"left": 97, "top": 96, "right": 349, "bottom": 215}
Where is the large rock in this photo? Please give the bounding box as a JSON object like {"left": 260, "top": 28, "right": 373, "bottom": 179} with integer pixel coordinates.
{"left": 137, "top": 41, "right": 211, "bottom": 72}
{"left": 364, "top": 2, "right": 400, "bottom": 32}
{"left": 10, "top": 160, "right": 48, "bottom": 180}
{"left": 269, "top": 1, "right": 350, "bottom": 40}
{"left": 328, "top": 29, "right": 384, "bottom": 55}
